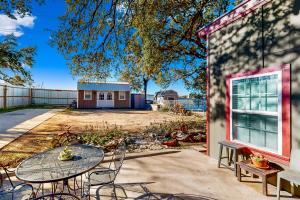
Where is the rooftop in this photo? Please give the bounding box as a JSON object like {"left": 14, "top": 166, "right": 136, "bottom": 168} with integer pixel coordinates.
{"left": 77, "top": 81, "right": 131, "bottom": 91}
{"left": 197, "top": 0, "right": 271, "bottom": 38}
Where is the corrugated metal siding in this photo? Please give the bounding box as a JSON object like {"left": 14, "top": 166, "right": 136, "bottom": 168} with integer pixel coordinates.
{"left": 6, "top": 86, "right": 30, "bottom": 108}
{"left": 32, "top": 89, "right": 77, "bottom": 105}
{"left": 0, "top": 85, "right": 77, "bottom": 108}
{"left": 78, "top": 82, "right": 130, "bottom": 91}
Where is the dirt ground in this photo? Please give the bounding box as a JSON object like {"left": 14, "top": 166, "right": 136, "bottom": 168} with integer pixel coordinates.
{"left": 0, "top": 109, "right": 204, "bottom": 167}
{"left": 51, "top": 109, "right": 204, "bottom": 132}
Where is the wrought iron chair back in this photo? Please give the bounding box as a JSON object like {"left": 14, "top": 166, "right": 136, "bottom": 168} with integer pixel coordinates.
{"left": 112, "top": 140, "right": 126, "bottom": 173}
{"left": 0, "top": 166, "right": 15, "bottom": 190}
{"left": 0, "top": 165, "right": 34, "bottom": 200}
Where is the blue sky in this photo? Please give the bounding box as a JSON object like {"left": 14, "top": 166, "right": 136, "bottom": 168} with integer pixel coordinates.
{"left": 0, "top": 0, "right": 192, "bottom": 95}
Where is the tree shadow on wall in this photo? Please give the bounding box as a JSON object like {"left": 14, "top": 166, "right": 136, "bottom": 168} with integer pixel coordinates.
{"left": 209, "top": 0, "right": 300, "bottom": 121}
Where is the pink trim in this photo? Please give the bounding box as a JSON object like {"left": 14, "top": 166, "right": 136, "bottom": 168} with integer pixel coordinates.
{"left": 281, "top": 64, "right": 291, "bottom": 158}
{"left": 198, "top": 0, "right": 271, "bottom": 38}
{"left": 225, "top": 78, "right": 231, "bottom": 141}
{"left": 225, "top": 64, "right": 291, "bottom": 165}
{"left": 206, "top": 35, "right": 210, "bottom": 155}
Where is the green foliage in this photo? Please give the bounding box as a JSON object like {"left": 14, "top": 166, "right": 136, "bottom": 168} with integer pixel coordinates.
{"left": 0, "top": 1, "right": 40, "bottom": 85}
{"left": 51, "top": 0, "right": 233, "bottom": 92}
{"left": 0, "top": 35, "right": 36, "bottom": 85}
{"left": 78, "top": 124, "right": 124, "bottom": 146}
{"left": 0, "top": 0, "right": 44, "bottom": 19}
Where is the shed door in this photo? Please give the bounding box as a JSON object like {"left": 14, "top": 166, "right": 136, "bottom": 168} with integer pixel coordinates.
{"left": 97, "top": 92, "right": 114, "bottom": 108}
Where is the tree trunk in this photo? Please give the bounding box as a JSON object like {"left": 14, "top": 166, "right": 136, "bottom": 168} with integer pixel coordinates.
{"left": 143, "top": 78, "right": 149, "bottom": 105}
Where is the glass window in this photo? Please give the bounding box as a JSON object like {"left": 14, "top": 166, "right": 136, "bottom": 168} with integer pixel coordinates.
{"left": 84, "top": 91, "right": 92, "bottom": 100}
{"left": 119, "top": 91, "right": 126, "bottom": 100}
{"left": 231, "top": 72, "right": 281, "bottom": 153}
{"left": 99, "top": 92, "right": 104, "bottom": 100}
{"left": 107, "top": 92, "right": 112, "bottom": 100}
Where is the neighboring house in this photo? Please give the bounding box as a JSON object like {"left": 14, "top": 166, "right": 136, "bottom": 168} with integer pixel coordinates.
{"left": 198, "top": 0, "right": 299, "bottom": 168}
{"left": 154, "top": 90, "right": 179, "bottom": 104}
{"left": 77, "top": 82, "right": 131, "bottom": 109}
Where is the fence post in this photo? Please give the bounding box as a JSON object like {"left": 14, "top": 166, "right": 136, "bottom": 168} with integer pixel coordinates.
{"left": 29, "top": 88, "right": 32, "bottom": 105}
{"left": 3, "top": 85, "right": 7, "bottom": 109}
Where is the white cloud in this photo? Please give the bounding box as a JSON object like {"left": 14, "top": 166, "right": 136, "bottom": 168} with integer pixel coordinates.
{"left": 0, "top": 11, "right": 36, "bottom": 37}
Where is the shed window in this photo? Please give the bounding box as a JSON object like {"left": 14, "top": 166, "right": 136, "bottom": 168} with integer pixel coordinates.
{"left": 119, "top": 91, "right": 126, "bottom": 100}
{"left": 99, "top": 92, "right": 105, "bottom": 100}
{"left": 107, "top": 92, "right": 113, "bottom": 100}
{"left": 230, "top": 72, "right": 282, "bottom": 154}
{"left": 84, "top": 91, "right": 92, "bottom": 100}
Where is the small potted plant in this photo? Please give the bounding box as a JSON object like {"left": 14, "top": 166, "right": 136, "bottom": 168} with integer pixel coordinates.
{"left": 58, "top": 146, "right": 73, "bottom": 161}
{"left": 250, "top": 154, "right": 269, "bottom": 169}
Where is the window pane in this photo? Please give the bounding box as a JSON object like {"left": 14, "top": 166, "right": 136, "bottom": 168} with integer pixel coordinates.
{"left": 232, "top": 112, "right": 278, "bottom": 151}
{"left": 251, "top": 97, "right": 260, "bottom": 110}
{"left": 266, "top": 97, "right": 278, "bottom": 112}
{"left": 99, "top": 93, "right": 104, "bottom": 100}
{"left": 265, "top": 117, "right": 278, "bottom": 132}
{"left": 266, "top": 131, "right": 278, "bottom": 150}
{"left": 250, "top": 129, "right": 265, "bottom": 148}
{"left": 250, "top": 78, "right": 260, "bottom": 94}
{"left": 107, "top": 92, "right": 112, "bottom": 100}
{"left": 267, "top": 79, "right": 277, "bottom": 95}
{"left": 259, "top": 79, "right": 267, "bottom": 94}
{"left": 236, "top": 127, "right": 250, "bottom": 143}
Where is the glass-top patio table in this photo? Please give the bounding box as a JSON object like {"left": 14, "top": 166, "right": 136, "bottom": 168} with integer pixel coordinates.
{"left": 15, "top": 144, "right": 104, "bottom": 196}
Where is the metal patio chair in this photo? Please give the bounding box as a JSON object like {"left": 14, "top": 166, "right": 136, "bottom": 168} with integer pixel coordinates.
{"left": 0, "top": 166, "right": 34, "bottom": 200}
{"left": 33, "top": 193, "right": 80, "bottom": 200}
{"left": 277, "top": 149, "right": 300, "bottom": 199}
{"left": 84, "top": 140, "right": 126, "bottom": 199}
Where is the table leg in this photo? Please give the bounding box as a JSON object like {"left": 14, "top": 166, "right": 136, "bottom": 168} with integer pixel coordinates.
{"left": 237, "top": 164, "right": 241, "bottom": 182}
{"left": 262, "top": 176, "right": 268, "bottom": 196}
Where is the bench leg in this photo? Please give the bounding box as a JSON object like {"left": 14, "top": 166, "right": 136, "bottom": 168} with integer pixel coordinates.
{"left": 226, "top": 147, "right": 230, "bottom": 166}
{"left": 237, "top": 164, "right": 241, "bottom": 182}
{"left": 262, "top": 176, "right": 268, "bottom": 196}
{"left": 218, "top": 144, "right": 223, "bottom": 168}
{"left": 234, "top": 149, "right": 238, "bottom": 176}
{"left": 277, "top": 176, "right": 281, "bottom": 200}
{"left": 291, "top": 182, "right": 295, "bottom": 196}
{"left": 229, "top": 149, "right": 234, "bottom": 166}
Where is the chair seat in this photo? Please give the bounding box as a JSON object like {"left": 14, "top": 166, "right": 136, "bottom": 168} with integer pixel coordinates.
{"left": 278, "top": 169, "right": 300, "bottom": 184}
{"left": 89, "top": 169, "right": 116, "bottom": 186}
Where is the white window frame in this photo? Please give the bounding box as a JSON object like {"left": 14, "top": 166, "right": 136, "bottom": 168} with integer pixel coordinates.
{"left": 230, "top": 71, "right": 282, "bottom": 155}
{"left": 119, "top": 91, "right": 126, "bottom": 100}
{"left": 84, "top": 90, "right": 92, "bottom": 100}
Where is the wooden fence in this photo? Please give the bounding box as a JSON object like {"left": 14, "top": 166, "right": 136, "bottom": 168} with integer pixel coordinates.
{"left": 0, "top": 85, "right": 77, "bottom": 109}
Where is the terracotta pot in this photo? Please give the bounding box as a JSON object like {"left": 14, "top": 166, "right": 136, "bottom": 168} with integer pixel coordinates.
{"left": 251, "top": 158, "right": 269, "bottom": 168}
{"left": 162, "top": 139, "right": 178, "bottom": 147}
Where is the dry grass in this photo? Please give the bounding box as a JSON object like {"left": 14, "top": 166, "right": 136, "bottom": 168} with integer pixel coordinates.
{"left": 0, "top": 109, "right": 204, "bottom": 167}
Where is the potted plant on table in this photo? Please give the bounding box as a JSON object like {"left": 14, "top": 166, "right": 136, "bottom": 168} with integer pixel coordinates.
{"left": 58, "top": 146, "right": 73, "bottom": 161}
{"left": 250, "top": 154, "right": 269, "bottom": 169}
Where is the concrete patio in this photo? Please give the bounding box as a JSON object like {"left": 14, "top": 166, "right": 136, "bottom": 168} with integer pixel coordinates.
{"left": 4, "top": 149, "right": 298, "bottom": 199}
{"left": 96, "top": 149, "right": 296, "bottom": 200}
{"left": 0, "top": 109, "right": 62, "bottom": 149}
